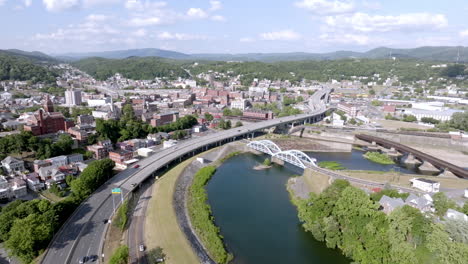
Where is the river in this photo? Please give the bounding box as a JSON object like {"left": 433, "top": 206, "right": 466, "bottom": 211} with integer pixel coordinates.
{"left": 206, "top": 153, "right": 350, "bottom": 264}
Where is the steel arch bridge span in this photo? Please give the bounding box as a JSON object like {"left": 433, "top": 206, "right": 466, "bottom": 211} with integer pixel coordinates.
{"left": 272, "top": 150, "right": 317, "bottom": 169}
{"left": 247, "top": 140, "right": 282, "bottom": 155}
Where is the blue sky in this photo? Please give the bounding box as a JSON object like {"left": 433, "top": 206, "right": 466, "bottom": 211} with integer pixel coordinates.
{"left": 1, "top": 0, "right": 468, "bottom": 54}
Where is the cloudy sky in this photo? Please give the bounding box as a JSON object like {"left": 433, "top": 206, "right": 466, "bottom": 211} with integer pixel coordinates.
{"left": 0, "top": 0, "right": 468, "bottom": 54}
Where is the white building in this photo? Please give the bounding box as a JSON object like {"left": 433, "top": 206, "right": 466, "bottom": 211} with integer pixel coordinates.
{"left": 137, "top": 148, "right": 154, "bottom": 158}
{"left": 87, "top": 98, "right": 111, "bottom": 107}
{"left": 1, "top": 156, "right": 25, "bottom": 174}
{"left": 404, "top": 108, "right": 463, "bottom": 122}
{"left": 163, "top": 139, "right": 177, "bottom": 149}
{"left": 410, "top": 178, "right": 440, "bottom": 193}
{"left": 337, "top": 103, "right": 358, "bottom": 117}
{"left": 65, "top": 89, "right": 82, "bottom": 106}
{"left": 231, "top": 99, "right": 248, "bottom": 110}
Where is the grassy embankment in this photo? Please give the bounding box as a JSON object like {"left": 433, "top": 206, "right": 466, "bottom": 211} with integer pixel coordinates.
{"left": 188, "top": 166, "right": 233, "bottom": 264}
{"left": 318, "top": 161, "right": 346, "bottom": 170}
{"left": 363, "top": 151, "right": 395, "bottom": 165}
{"left": 144, "top": 157, "right": 200, "bottom": 264}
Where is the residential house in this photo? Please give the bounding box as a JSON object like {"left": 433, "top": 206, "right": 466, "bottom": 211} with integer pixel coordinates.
{"left": 24, "top": 173, "right": 45, "bottom": 192}
{"left": 379, "top": 195, "right": 405, "bottom": 214}
{"left": 405, "top": 193, "right": 435, "bottom": 213}
{"left": 1, "top": 156, "right": 25, "bottom": 174}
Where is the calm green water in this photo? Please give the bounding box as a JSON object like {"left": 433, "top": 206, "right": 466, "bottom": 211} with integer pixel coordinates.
{"left": 206, "top": 153, "right": 350, "bottom": 264}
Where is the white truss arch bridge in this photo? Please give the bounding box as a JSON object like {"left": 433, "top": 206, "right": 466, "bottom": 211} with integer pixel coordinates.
{"left": 247, "top": 140, "right": 317, "bottom": 169}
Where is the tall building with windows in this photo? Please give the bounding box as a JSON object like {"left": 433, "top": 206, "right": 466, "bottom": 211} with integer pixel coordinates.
{"left": 65, "top": 89, "right": 82, "bottom": 106}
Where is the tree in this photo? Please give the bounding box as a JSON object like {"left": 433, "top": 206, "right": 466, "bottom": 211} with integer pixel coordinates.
{"left": 426, "top": 223, "right": 468, "bottom": 264}
{"left": 235, "top": 121, "right": 243, "bottom": 127}
{"left": 402, "top": 114, "right": 417, "bottom": 122}
{"left": 444, "top": 218, "right": 468, "bottom": 244}
{"left": 204, "top": 113, "right": 214, "bottom": 121}
{"left": 369, "top": 89, "right": 376, "bottom": 95}
{"left": 223, "top": 108, "right": 232, "bottom": 116}
{"left": 433, "top": 192, "right": 458, "bottom": 217}
{"left": 421, "top": 117, "right": 440, "bottom": 124}
{"left": 147, "top": 247, "right": 166, "bottom": 264}
{"left": 448, "top": 111, "right": 468, "bottom": 131}
{"left": 441, "top": 64, "right": 466, "bottom": 78}
{"left": 109, "top": 245, "right": 129, "bottom": 264}
{"left": 262, "top": 158, "right": 271, "bottom": 166}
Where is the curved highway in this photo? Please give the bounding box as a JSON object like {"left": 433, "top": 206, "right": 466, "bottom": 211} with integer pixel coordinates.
{"left": 41, "top": 89, "right": 330, "bottom": 264}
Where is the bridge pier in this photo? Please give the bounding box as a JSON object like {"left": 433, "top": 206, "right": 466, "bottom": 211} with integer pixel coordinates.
{"left": 401, "top": 154, "right": 422, "bottom": 168}
{"left": 418, "top": 161, "right": 441, "bottom": 175}
{"left": 272, "top": 157, "right": 284, "bottom": 166}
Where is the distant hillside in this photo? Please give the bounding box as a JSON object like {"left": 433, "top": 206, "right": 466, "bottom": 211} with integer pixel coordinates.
{"left": 57, "top": 48, "right": 190, "bottom": 61}
{"left": 55, "top": 46, "right": 468, "bottom": 62}
{"left": 0, "top": 49, "right": 58, "bottom": 64}
{"left": 0, "top": 52, "right": 57, "bottom": 83}
{"left": 72, "top": 57, "right": 190, "bottom": 80}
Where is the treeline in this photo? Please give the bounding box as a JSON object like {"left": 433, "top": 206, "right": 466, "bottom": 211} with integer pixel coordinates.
{"left": 0, "top": 159, "right": 115, "bottom": 263}
{"left": 0, "top": 132, "right": 74, "bottom": 160}
{"left": 72, "top": 57, "right": 190, "bottom": 80}
{"left": 0, "top": 53, "right": 57, "bottom": 83}
{"left": 188, "top": 166, "right": 232, "bottom": 263}
{"left": 187, "top": 59, "right": 439, "bottom": 85}
{"left": 96, "top": 105, "right": 198, "bottom": 143}
{"left": 293, "top": 180, "right": 468, "bottom": 264}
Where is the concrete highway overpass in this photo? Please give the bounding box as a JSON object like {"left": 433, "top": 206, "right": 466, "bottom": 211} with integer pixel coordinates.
{"left": 41, "top": 89, "right": 331, "bottom": 264}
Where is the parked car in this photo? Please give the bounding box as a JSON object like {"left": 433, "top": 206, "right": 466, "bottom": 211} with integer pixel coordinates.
{"left": 79, "top": 256, "right": 88, "bottom": 264}
{"left": 139, "top": 244, "right": 145, "bottom": 252}
{"left": 133, "top": 164, "right": 140, "bottom": 168}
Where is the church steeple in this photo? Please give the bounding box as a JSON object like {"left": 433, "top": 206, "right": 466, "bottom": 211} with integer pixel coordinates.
{"left": 44, "top": 95, "right": 54, "bottom": 113}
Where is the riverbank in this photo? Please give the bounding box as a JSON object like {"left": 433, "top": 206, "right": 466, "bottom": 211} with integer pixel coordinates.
{"left": 259, "top": 135, "right": 352, "bottom": 152}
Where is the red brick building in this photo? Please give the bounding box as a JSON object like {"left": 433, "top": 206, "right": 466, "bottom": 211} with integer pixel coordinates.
{"left": 109, "top": 150, "right": 133, "bottom": 165}
{"left": 242, "top": 110, "right": 274, "bottom": 120}
{"left": 23, "top": 96, "right": 74, "bottom": 136}
{"left": 150, "top": 112, "right": 179, "bottom": 127}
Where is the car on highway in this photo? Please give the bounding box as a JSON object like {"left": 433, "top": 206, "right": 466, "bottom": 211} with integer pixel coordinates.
{"left": 133, "top": 164, "right": 140, "bottom": 168}
{"left": 89, "top": 255, "right": 97, "bottom": 262}
{"left": 79, "top": 256, "right": 88, "bottom": 263}
{"left": 139, "top": 244, "right": 145, "bottom": 252}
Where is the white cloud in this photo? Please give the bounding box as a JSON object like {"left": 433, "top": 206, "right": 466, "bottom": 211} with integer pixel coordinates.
{"left": 157, "top": 31, "right": 208, "bottom": 41}
{"left": 240, "top": 37, "right": 254, "bottom": 42}
{"left": 186, "top": 8, "right": 208, "bottom": 18}
{"left": 211, "top": 15, "right": 225, "bottom": 22}
{"left": 86, "top": 14, "right": 111, "bottom": 22}
{"left": 23, "top": 0, "right": 32, "bottom": 7}
{"left": 295, "top": 0, "right": 354, "bottom": 15}
{"left": 209, "top": 0, "right": 221, "bottom": 11}
{"left": 34, "top": 16, "right": 119, "bottom": 41}
{"left": 42, "top": 0, "right": 79, "bottom": 12}
{"left": 133, "top": 28, "right": 147, "bottom": 37}
{"left": 320, "top": 33, "right": 370, "bottom": 45}
{"left": 460, "top": 30, "right": 468, "bottom": 37}
{"left": 260, "top": 30, "right": 301, "bottom": 41}
{"left": 325, "top": 12, "right": 448, "bottom": 32}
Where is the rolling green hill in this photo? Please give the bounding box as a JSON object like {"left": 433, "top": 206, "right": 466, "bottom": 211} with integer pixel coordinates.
{"left": 72, "top": 57, "right": 190, "bottom": 80}
{"left": 57, "top": 46, "right": 468, "bottom": 62}
{"left": 0, "top": 52, "right": 57, "bottom": 83}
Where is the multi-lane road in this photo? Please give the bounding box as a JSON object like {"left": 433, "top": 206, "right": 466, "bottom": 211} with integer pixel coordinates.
{"left": 41, "top": 89, "right": 330, "bottom": 264}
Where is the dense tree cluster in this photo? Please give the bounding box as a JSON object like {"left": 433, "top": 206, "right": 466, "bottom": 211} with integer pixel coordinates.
{"left": 70, "top": 159, "right": 115, "bottom": 200}
{"left": 0, "top": 132, "right": 74, "bottom": 160}
{"left": 294, "top": 180, "right": 468, "bottom": 264}
{"left": 0, "top": 53, "right": 57, "bottom": 83}
{"left": 72, "top": 57, "right": 190, "bottom": 80}
{"left": 96, "top": 105, "right": 198, "bottom": 143}
{"left": 188, "top": 166, "right": 232, "bottom": 263}
{"left": 440, "top": 64, "right": 466, "bottom": 77}
{"left": 0, "top": 158, "right": 114, "bottom": 263}
{"left": 187, "top": 59, "right": 439, "bottom": 85}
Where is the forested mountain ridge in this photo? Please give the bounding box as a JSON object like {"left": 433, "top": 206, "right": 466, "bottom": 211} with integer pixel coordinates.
{"left": 0, "top": 52, "right": 58, "bottom": 83}
{"left": 72, "top": 57, "right": 190, "bottom": 81}
{"left": 56, "top": 46, "right": 468, "bottom": 62}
